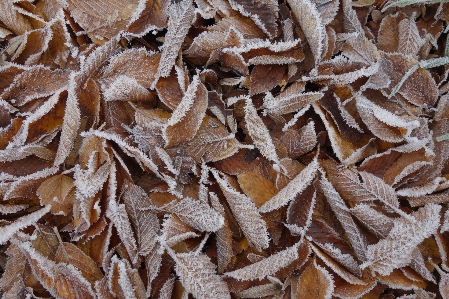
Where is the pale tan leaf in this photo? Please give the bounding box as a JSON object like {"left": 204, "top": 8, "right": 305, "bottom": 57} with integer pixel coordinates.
{"left": 212, "top": 170, "right": 269, "bottom": 251}
{"left": 37, "top": 174, "right": 75, "bottom": 216}
{"left": 297, "top": 259, "right": 334, "bottom": 299}
{"left": 164, "top": 75, "right": 208, "bottom": 148}
{"left": 237, "top": 162, "right": 278, "bottom": 208}
{"left": 173, "top": 252, "right": 231, "bottom": 299}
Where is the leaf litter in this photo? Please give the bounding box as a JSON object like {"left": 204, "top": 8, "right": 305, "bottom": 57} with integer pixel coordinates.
{"left": 0, "top": 0, "right": 449, "bottom": 298}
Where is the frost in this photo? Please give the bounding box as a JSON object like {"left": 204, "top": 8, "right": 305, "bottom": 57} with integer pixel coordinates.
{"left": 152, "top": 0, "right": 195, "bottom": 87}
{"left": 320, "top": 176, "right": 368, "bottom": 261}
{"left": 212, "top": 169, "right": 270, "bottom": 251}
{"left": 164, "top": 75, "right": 208, "bottom": 148}
{"left": 0, "top": 205, "right": 51, "bottom": 245}
{"left": 224, "top": 242, "right": 301, "bottom": 281}
{"left": 259, "top": 156, "right": 318, "bottom": 213}
{"left": 172, "top": 251, "right": 231, "bottom": 299}
{"left": 288, "top": 0, "right": 325, "bottom": 64}
{"left": 159, "top": 196, "right": 224, "bottom": 232}
{"left": 244, "top": 99, "right": 280, "bottom": 164}
{"left": 361, "top": 204, "right": 441, "bottom": 275}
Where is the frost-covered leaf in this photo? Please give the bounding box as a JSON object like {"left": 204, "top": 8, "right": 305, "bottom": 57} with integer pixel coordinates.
{"left": 162, "top": 214, "right": 199, "bottom": 247}
{"left": 350, "top": 204, "right": 394, "bottom": 238}
{"left": 0, "top": 1, "right": 33, "bottom": 35}
{"left": 224, "top": 242, "right": 302, "bottom": 281}
{"left": 67, "top": 0, "right": 140, "bottom": 40}
{"left": 386, "top": 53, "right": 440, "bottom": 106}
{"left": 355, "top": 93, "right": 418, "bottom": 143}
{"left": 210, "top": 192, "right": 233, "bottom": 273}
{"left": 55, "top": 241, "right": 104, "bottom": 283}
{"left": 164, "top": 75, "right": 208, "bottom": 148}
{"left": 235, "top": 282, "right": 284, "bottom": 298}
{"left": 173, "top": 251, "right": 231, "bottom": 299}
{"left": 263, "top": 90, "right": 323, "bottom": 116}
{"left": 106, "top": 198, "right": 139, "bottom": 265}
{"left": 259, "top": 156, "right": 317, "bottom": 213}
{"left": 122, "top": 182, "right": 160, "bottom": 256}
{"left": 1, "top": 67, "right": 69, "bottom": 107}
{"left": 362, "top": 204, "right": 441, "bottom": 275}
{"left": 287, "top": 0, "right": 325, "bottom": 64}
{"left": 282, "top": 122, "right": 317, "bottom": 158}
{"left": 17, "top": 241, "right": 96, "bottom": 299}
{"left": 212, "top": 170, "right": 270, "bottom": 251}
{"left": 100, "top": 48, "right": 160, "bottom": 89}
{"left": 187, "top": 116, "right": 239, "bottom": 163}
{"left": 243, "top": 99, "right": 280, "bottom": 164}
{"left": 159, "top": 196, "right": 224, "bottom": 232}
{"left": 320, "top": 176, "right": 368, "bottom": 261}
{"left": 398, "top": 17, "right": 425, "bottom": 58}
{"left": 0, "top": 205, "right": 51, "bottom": 245}
{"left": 152, "top": 0, "right": 195, "bottom": 86}
{"left": 249, "top": 64, "right": 286, "bottom": 96}
{"left": 228, "top": 0, "right": 277, "bottom": 38}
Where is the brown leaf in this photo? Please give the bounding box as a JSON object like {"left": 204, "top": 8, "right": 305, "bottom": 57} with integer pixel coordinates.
{"left": 164, "top": 75, "right": 208, "bottom": 148}
{"left": 213, "top": 170, "right": 270, "bottom": 251}
{"left": 66, "top": 0, "right": 140, "bottom": 40}
{"left": 249, "top": 64, "right": 286, "bottom": 96}
{"left": 37, "top": 174, "right": 75, "bottom": 216}
{"left": 296, "top": 259, "right": 334, "bottom": 299}
{"left": 385, "top": 52, "right": 438, "bottom": 106}
{"left": 187, "top": 116, "right": 240, "bottom": 163}
{"left": 237, "top": 163, "right": 279, "bottom": 207}
{"left": 55, "top": 242, "right": 104, "bottom": 284}
{"left": 1, "top": 67, "right": 69, "bottom": 107}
